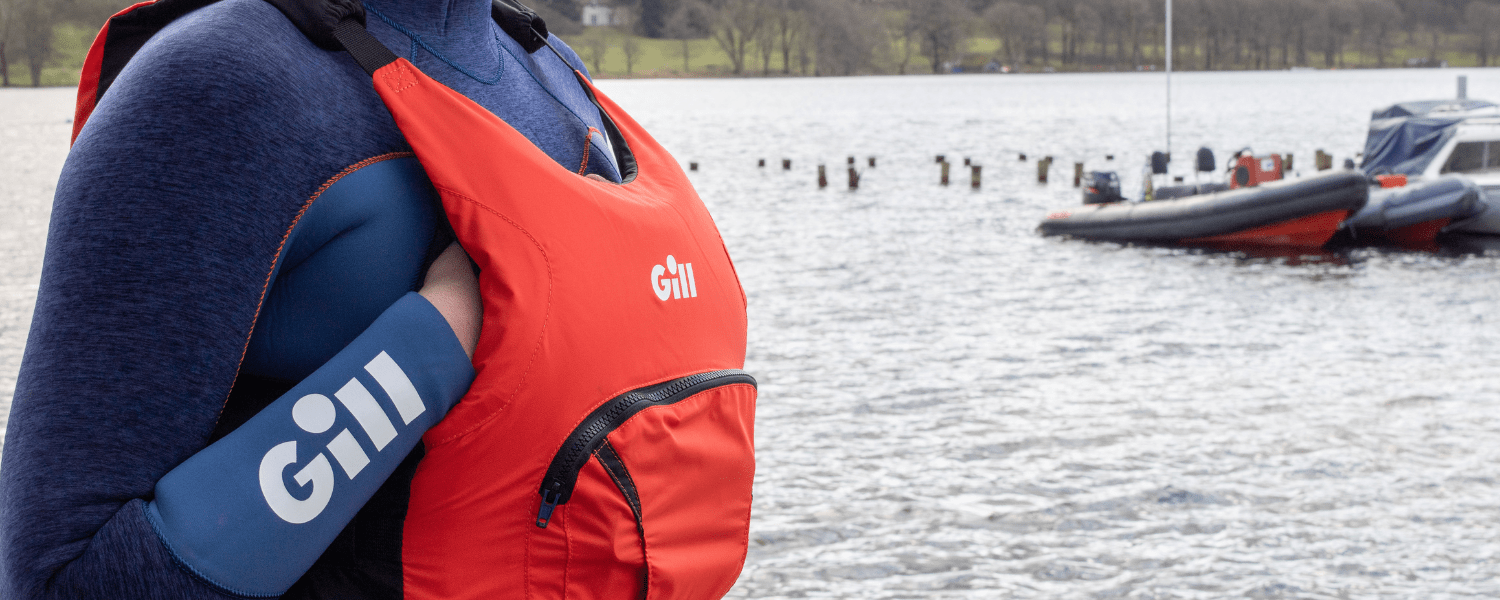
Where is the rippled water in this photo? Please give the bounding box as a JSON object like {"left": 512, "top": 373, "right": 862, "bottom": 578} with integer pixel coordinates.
{"left": 7, "top": 69, "right": 1500, "bottom": 598}
{"left": 0, "top": 88, "right": 70, "bottom": 442}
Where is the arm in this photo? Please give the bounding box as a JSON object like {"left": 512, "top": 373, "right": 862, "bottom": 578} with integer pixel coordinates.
{"left": 0, "top": 4, "right": 476, "bottom": 597}
{"left": 148, "top": 288, "right": 474, "bottom": 596}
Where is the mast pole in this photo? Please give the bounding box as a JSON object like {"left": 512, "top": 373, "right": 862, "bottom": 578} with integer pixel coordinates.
{"left": 1166, "top": 0, "right": 1172, "bottom": 164}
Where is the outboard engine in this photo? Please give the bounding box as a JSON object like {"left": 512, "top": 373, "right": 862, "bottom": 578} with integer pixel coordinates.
{"left": 1082, "top": 171, "right": 1125, "bottom": 204}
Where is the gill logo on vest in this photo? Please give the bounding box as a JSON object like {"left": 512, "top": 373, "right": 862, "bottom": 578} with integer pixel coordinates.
{"left": 651, "top": 255, "right": 698, "bottom": 301}
{"left": 259, "top": 351, "right": 425, "bottom": 524}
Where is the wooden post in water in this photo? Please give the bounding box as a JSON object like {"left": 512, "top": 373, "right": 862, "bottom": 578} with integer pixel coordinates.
{"left": 1037, "top": 158, "right": 1050, "bottom": 183}
{"left": 758, "top": 159, "right": 765, "bottom": 168}
{"left": 868, "top": 156, "right": 876, "bottom": 167}
{"left": 1315, "top": 150, "right": 1331, "bottom": 171}
{"left": 847, "top": 156, "right": 855, "bottom": 166}
{"left": 848, "top": 167, "right": 859, "bottom": 190}
{"left": 783, "top": 159, "right": 792, "bottom": 170}
{"left": 1073, "top": 162, "right": 1084, "bottom": 187}
{"left": 818, "top": 165, "right": 827, "bottom": 188}
{"left": 936, "top": 154, "right": 946, "bottom": 164}
{"left": 963, "top": 157, "right": 971, "bottom": 166}
{"left": 689, "top": 162, "right": 698, "bottom": 171}
{"left": 1284, "top": 153, "right": 1294, "bottom": 174}
{"left": 1018, "top": 153, "right": 1027, "bottom": 161}
{"left": 971, "top": 165, "right": 982, "bottom": 189}
{"left": 940, "top": 161, "right": 951, "bottom": 185}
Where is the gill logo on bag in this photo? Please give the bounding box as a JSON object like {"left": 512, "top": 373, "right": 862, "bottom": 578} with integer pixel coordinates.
{"left": 259, "top": 351, "right": 426, "bottom": 524}
{"left": 651, "top": 255, "right": 698, "bottom": 301}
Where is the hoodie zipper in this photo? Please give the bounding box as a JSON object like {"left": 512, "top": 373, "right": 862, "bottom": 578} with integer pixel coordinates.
{"left": 535, "top": 369, "right": 756, "bottom": 528}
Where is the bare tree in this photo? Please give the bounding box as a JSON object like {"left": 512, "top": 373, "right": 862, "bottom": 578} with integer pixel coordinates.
{"left": 909, "top": 0, "right": 971, "bottom": 73}
{"left": 769, "top": 0, "right": 805, "bottom": 75}
{"left": 755, "top": 9, "right": 777, "bottom": 74}
{"left": 1359, "top": 0, "right": 1402, "bottom": 67}
{"left": 885, "top": 4, "right": 920, "bottom": 74}
{"left": 0, "top": 0, "right": 14, "bottom": 86}
{"left": 664, "top": 0, "right": 711, "bottom": 73}
{"left": 709, "top": 0, "right": 767, "bottom": 75}
{"left": 1464, "top": 1, "right": 1500, "bottom": 66}
{"left": 1075, "top": 1, "right": 1100, "bottom": 65}
{"left": 572, "top": 27, "right": 612, "bottom": 75}
{"left": 806, "top": 0, "right": 881, "bottom": 76}
{"left": 984, "top": 2, "right": 1044, "bottom": 67}
{"left": 613, "top": 7, "right": 640, "bottom": 75}
{"left": 18, "top": 0, "right": 51, "bottom": 87}
{"left": 622, "top": 34, "right": 640, "bottom": 74}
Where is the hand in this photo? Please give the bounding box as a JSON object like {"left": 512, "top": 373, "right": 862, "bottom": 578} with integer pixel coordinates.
{"left": 419, "top": 242, "right": 481, "bottom": 359}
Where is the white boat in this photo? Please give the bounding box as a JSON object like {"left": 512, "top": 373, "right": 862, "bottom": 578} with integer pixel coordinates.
{"left": 1360, "top": 99, "right": 1500, "bottom": 236}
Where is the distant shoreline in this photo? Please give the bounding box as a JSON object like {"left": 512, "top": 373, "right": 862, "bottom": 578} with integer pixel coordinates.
{"left": 3, "top": 64, "right": 1493, "bottom": 89}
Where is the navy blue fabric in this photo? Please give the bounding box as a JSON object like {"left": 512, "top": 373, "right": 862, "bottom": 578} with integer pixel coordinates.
{"left": 150, "top": 293, "right": 470, "bottom": 596}
{"left": 1360, "top": 115, "right": 1464, "bottom": 176}
{"left": 243, "top": 157, "right": 439, "bottom": 383}
{"left": 1361, "top": 100, "right": 1500, "bottom": 176}
{"left": 0, "top": 0, "right": 617, "bottom": 597}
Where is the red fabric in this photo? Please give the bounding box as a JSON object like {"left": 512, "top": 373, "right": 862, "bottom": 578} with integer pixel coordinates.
{"left": 609, "top": 385, "right": 757, "bottom": 599}
{"left": 1376, "top": 174, "right": 1409, "bottom": 188}
{"left": 72, "top": 1, "right": 155, "bottom": 145}
{"left": 370, "top": 59, "right": 752, "bottom": 599}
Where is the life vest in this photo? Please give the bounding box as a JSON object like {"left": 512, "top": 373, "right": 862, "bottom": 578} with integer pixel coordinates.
{"left": 334, "top": 18, "right": 758, "bottom": 600}
{"left": 74, "top": 1, "right": 757, "bottom": 598}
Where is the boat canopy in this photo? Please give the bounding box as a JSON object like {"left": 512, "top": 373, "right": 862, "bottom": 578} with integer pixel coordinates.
{"left": 1360, "top": 99, "right": 1500, "bottom": 175}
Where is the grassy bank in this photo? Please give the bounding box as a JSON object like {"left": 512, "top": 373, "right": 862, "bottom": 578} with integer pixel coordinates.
{"left": 2, "top": 23, "right": 96, "bottom": 87}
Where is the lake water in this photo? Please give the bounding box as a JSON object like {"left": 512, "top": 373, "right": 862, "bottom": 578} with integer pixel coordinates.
{"left": 6, "top": 69, "right": 1500, "bottom": 598}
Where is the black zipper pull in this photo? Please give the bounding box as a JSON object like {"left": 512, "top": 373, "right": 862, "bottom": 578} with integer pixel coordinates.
{"left": 537, "top": 489, "right": 562, "bottom": 528}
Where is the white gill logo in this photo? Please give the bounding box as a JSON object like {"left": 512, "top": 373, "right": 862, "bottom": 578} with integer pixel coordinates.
{"left": 651, "top": 255, "right": 698, "bottom": 301}
{"left": 259, "top": 351, "right": 425, "bottom": 524}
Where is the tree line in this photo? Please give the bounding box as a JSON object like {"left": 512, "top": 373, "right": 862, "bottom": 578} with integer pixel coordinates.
{"left": 0, "top": 0, "right": 128, "bottom": 86}
{"left": 575, "top": 0, "right": 1500, "bottom": 75}
{"left": 4, "top": 0, "right": 1500, "bottom": 86}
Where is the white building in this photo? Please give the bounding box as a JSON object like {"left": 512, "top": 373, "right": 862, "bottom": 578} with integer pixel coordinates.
{"left": 581, "top": 1, "right": 626, "bottom": 27}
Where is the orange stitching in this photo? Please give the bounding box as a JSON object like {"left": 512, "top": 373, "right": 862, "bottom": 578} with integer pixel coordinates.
{"left": 577, "top": 127, "right": 599, "bottom": 175}
{"left": 383, "top": 61, "right": 419, "bottom": 94}
{"left": 214, "top": 152, "right": 418, "bottom": 428}
{"left": 426, "top": 185, "right": 554, "bottom": 448}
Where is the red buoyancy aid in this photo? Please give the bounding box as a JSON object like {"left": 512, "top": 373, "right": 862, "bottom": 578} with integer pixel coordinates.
{"left": 72, "top": 2, "right": 756, "bottom": 594}
{"left": 348, "top": 27, "right": 756, "bottom": 600}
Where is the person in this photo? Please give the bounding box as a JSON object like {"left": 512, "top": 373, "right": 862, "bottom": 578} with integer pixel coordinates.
{"left": 0, "top": 0, "right": 618, "bottom": 597}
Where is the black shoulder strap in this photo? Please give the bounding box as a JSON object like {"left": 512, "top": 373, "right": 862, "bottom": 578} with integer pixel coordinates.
{"left": 262, "top": 0, "right": 365, "bottom": 50}
{"left": 491, "top": 0, "right": 549, "bottom": 54}
{"left": 330, "top": 18, "right": 398, "bottom": 74}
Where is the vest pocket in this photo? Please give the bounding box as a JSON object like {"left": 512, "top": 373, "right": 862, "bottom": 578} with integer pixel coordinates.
{"left": 531, "top": 370, "right": 757, "bottom": 599}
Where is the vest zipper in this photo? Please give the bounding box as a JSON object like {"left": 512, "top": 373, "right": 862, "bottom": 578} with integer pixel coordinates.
{"left": 535, "top": 369, "right": 756, "bottom": 528}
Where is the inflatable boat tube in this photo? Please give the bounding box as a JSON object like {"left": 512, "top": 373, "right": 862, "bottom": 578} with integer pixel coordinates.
{"left": 1154, "top": 182, "right": 1230, "bottom": 201}
{"left": 1039, "top": 171, "right": 1369, "bottom": 247}
{"left": 1345, "top": 175, "right": 1483, "bottom": 232}
{"left": 1446, "top": 188, "right": 1500, "bottom": 235}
